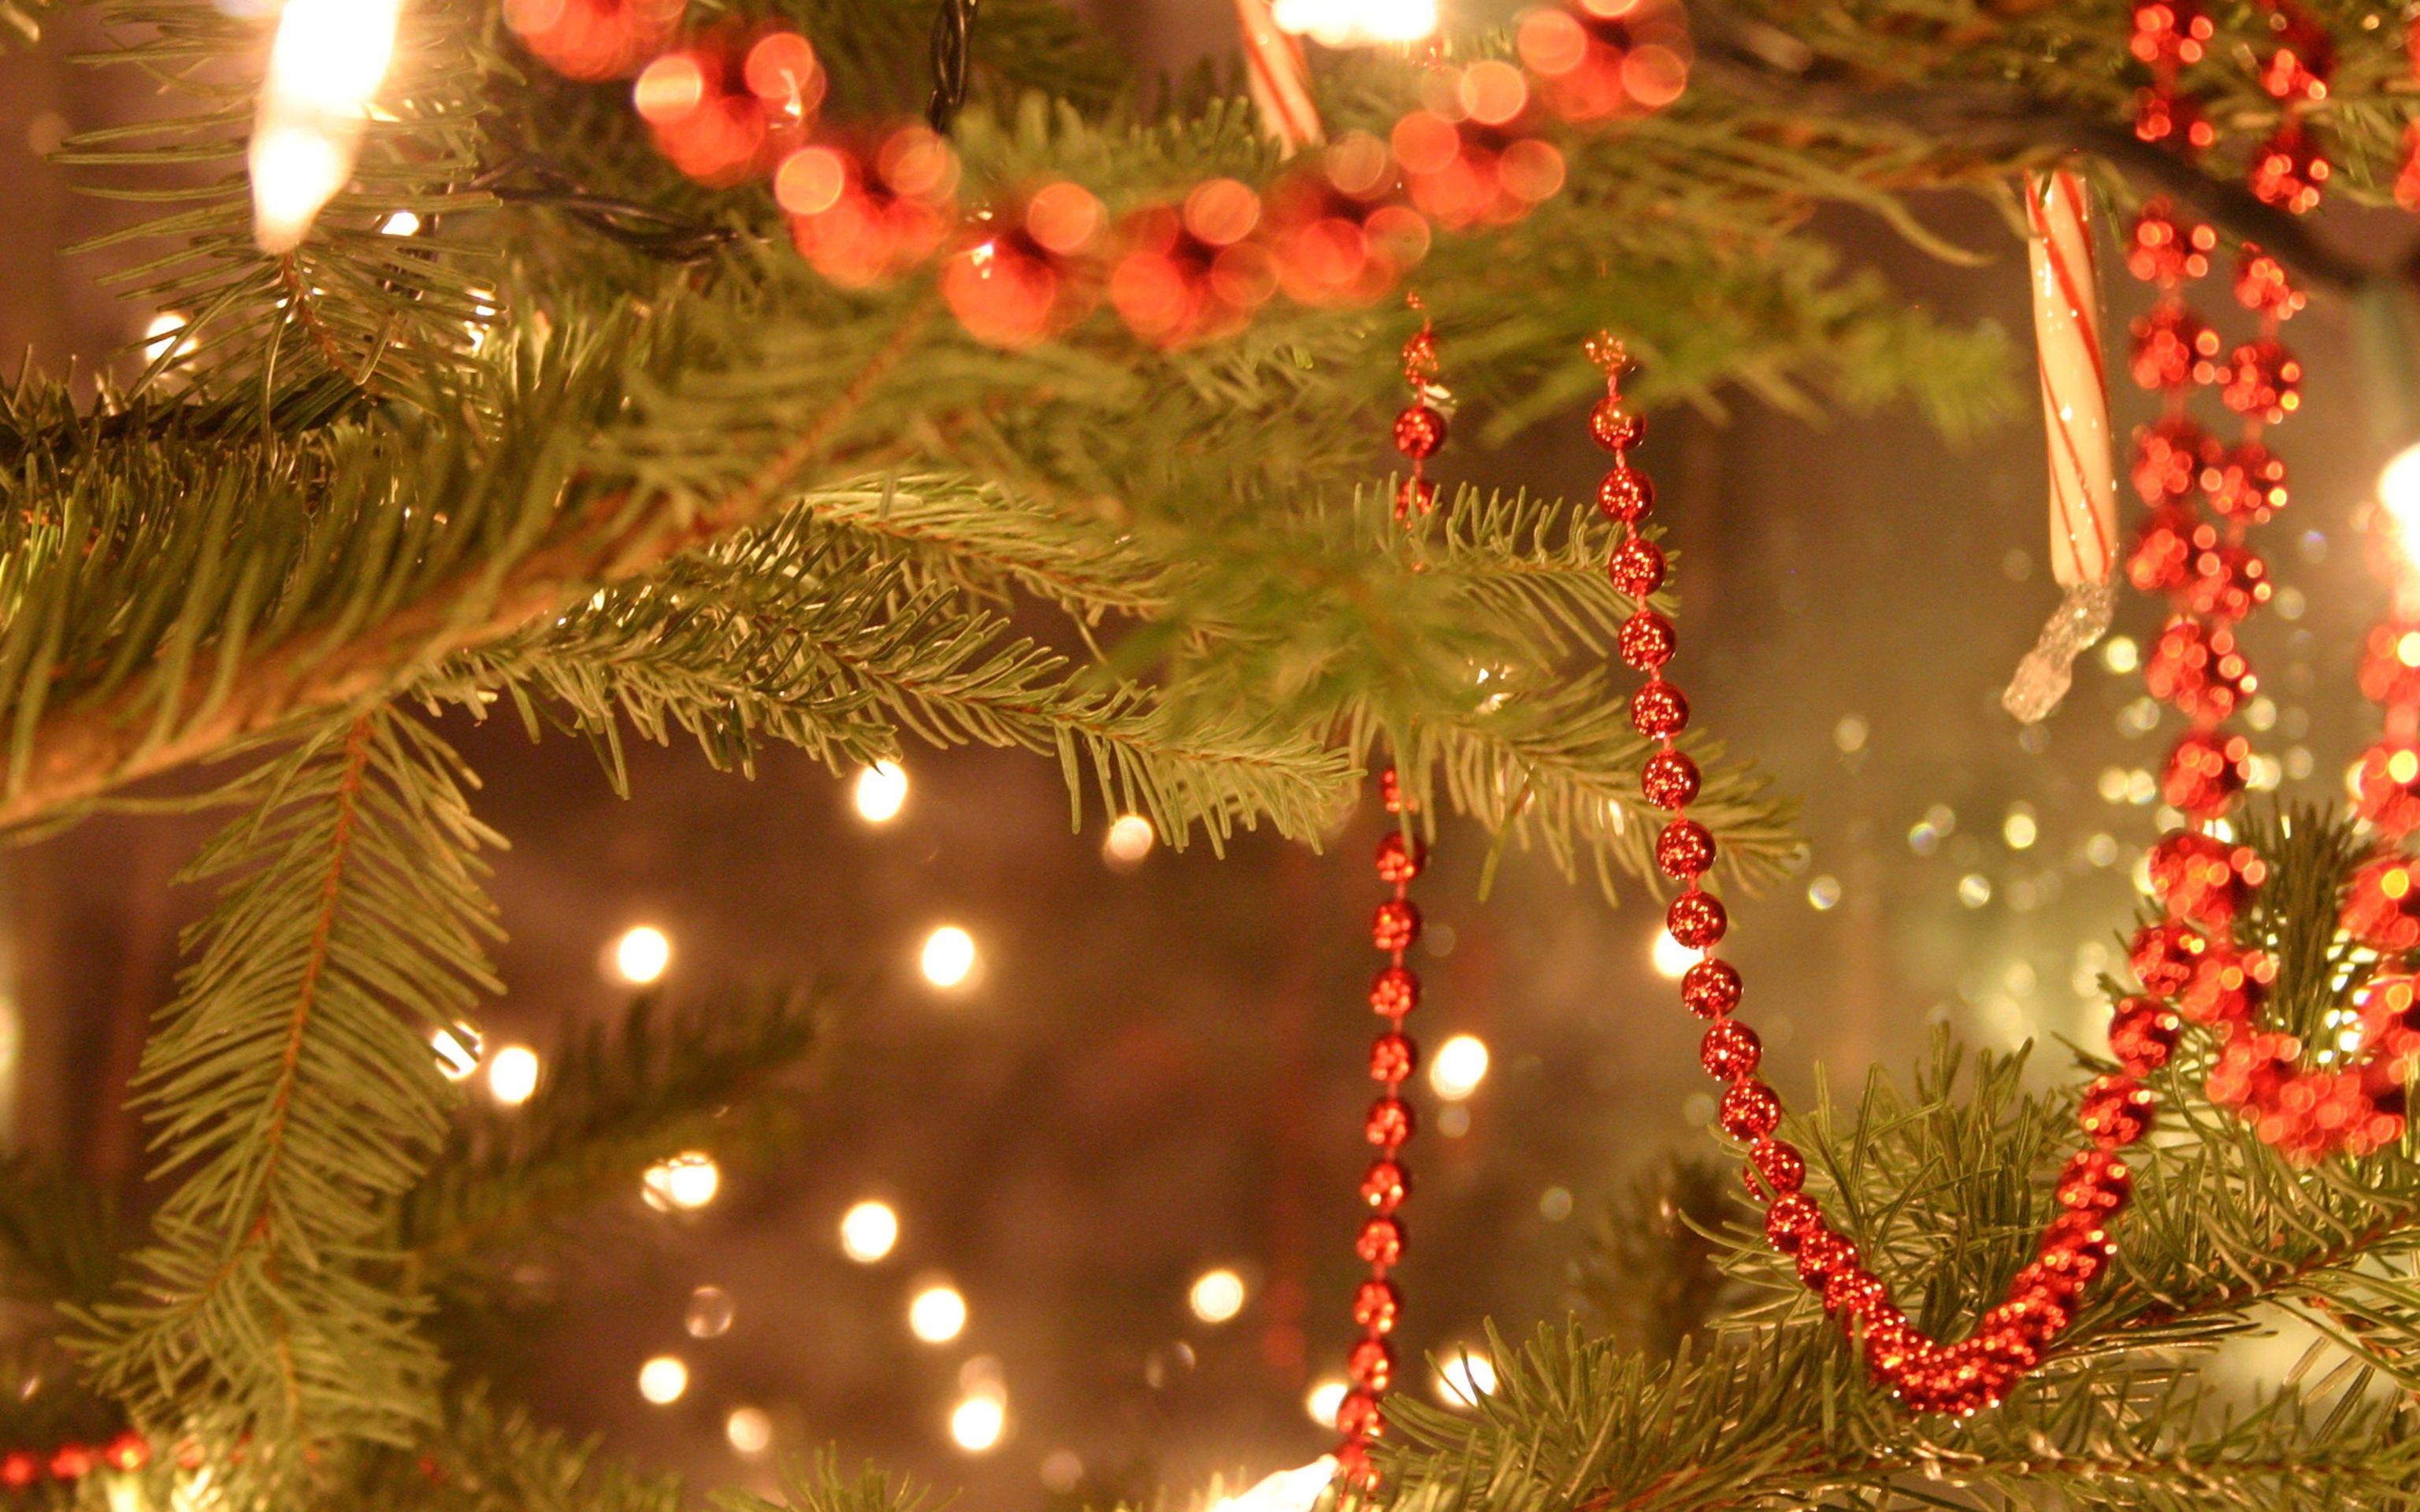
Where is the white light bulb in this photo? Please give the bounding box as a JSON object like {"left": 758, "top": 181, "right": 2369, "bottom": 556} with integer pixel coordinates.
{"left": 430, "top": 1026, "right": 481, "bottom": 1082}
{"left": 1304, "top": 1378, "right": 1348, "bottom": 1429}
{"left": 1103, "top": 813, "right": 1156, "bottom": 869}
{"left": 610, "top": 925, "right": 671, "bottom": 985}
{"left": 919, "top": 925, "right": 978, "bottom": 988}
{"left": 1188, "top": 1267, "right": 1247, "bottom": 1324}
{"left": 486, "top": 1044, "right": 540, "bottom": 1106}
{"left": 643, "top": 1151, "right": 721, "bottom": 1212}
{"left": 1433, "top": 1350, "right": 1498, "bottom": 1406}
{"left": 948, "top": 1392, "right": 1006, "bottom": 1452}
{"left": 637, "top": 1354, "right": 689, "bottom": 1405}
{"left": 854, "top": 762, "right": 909, "bottom": 823}
{"left": 1650, "top": 929, "right": 1701, "bottom": 980}
{"left": 249, "top": 0, "right": 406, "bottom": 252}
{"left": 909, "top": 1283, "right": 968, "bottom": 1343}
{"left": 2385, "top": 441, "right": 2420, "bottom": 543}
{"left": 726, "top": 1406, "right": 774, "bottom": 1456}
{"left": 1429, "top": 1034, "right": 1490, "bottom": 1101}
{"left": 839, "top": 1199, "right": 900, "bottom": 1263}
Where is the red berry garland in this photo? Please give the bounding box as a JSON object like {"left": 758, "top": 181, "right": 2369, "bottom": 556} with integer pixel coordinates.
{"left": 1331, "top": 313, "right": 1454, "bottom": 1491}
{"left": 1591, "top": 335, "right": 2136, "bottom": 1416}
{"left": 0, "top": 1432, "right": 149, "bottom": 1494}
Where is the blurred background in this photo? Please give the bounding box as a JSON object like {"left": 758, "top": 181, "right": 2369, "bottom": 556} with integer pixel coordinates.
{"left": 0, "top": 2, "right": 2403, "bottom": 1507}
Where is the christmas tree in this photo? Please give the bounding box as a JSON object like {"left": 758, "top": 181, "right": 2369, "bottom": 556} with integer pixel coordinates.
{"left": 7, "top": 0, "right": 2420, "bottom": 1506}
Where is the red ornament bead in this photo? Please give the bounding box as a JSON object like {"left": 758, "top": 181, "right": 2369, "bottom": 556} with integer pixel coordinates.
{"left": 1370, "top": 1032, "right": 1416, "bottom": 1082}
{"left": 2129, "top": 919, "right": 2207, "bottom": 995}
{"left": 1394, "top": 405, "right": 1447, "bottom": 460}
{"left": 1718, "top": 1077, "right": 1783, "bottom": 1140}
{"left": 1642, "top": 749, "right": 1700, "bottom": 810}
{"left": 2124, "top": 203, "right": 2214, "bottom": 286}
{"left": 2055, "top": 1150, "right": 2133, "bottom": 1214}
{"left": 2159, "top": 728, "right": 2250, "bottom": 818}
{"left": 1335, "top": 1388, "right": 1385, "bottom": 1440}
{"left": 1372, "top": 898, "right": 1422, "bottom": 952}
{"left": 2078, "top": 1074, "right": 2154, "bottom": 1148}
{"left": 2134, "top": 86, "right": 2214, "bottom": 154}
{"left": 2247, "top": 124, "right": 2329, "bottom": 216}
{"left": 0, "top": 1455, "right": 32, "bottom": 1492}
{"left": 2181, "top": 543, "right": 2270, "bottom": 624}
{"left": 1370, "top": 965, "right": 1420, "bottom": 1017}
{"left": 1588, "top": 397, "right": 1645, "bottom": 451}
{"left": 1357, "top": 1215, "right": 1405, "bottom": 1266}
{"left": 1334, "top": 1440, "right": 1375, "bottom": 1489}
{"left": 1631, "top": 680, "right": 1690, "bottom": 739}
{"left": 2107, "top": 997, "right": 2181, "bottom": 1075}
{"left": 1609, "top": 536, "right": 1665, "bottom": 597}
{"left": 2204, "top": 439, "right": 2288, "bottom": 523}
{"left": 2129, "top": 304, "right": 2219, "bottom": 391}
{"left": 2145, "top": 618, "right": 2254, "bottom": 723}
{"left": 1795, "top": 1228, "right": 1857, "bottom": 1289}
{"left": 1995, "top": 1287, "right": 2070, "bottom": 1347}
{"left": 49, "top": 1444, "right": 93, "bottom": 1482}
{"left": 2356, "top": 745, "right": 2420, "bottom": 838}
{"left": 1365, "top": 1095, "right": 1415, "bottom": 1148}
{"left": 2148, "top": 829, "right": 2261, "bottom": 928}
{"left": 1353, "top": 1277, "right": 1402, "bottom": 1333}
{"left": 2129, "top": 5, "right": 2211, "bottom": 70}
{"left": 1700, "top": 1018, "right": 1761, "bottom": 1080}
{"left": 2361, "top": 622, "right": 2420, "bottom": 706}
{"left": 1656, "top": 818, "right": 1715, "bottom": 880}
{"left": 1764, "top": 1191, "right": 1820, "bottom": 1251}
{"left": 1749, "top": 1136, "right": 1806, "bottom": 1198}
{"left": 1824, "top": 1266, "right": 1888, "bottom": 1319}
{"left": 1360, "top": 1158, "right": 1410, "bottom": 1213}
{"left": 1396, "top": 476, "right": 1438, "bottom": 519}
{"left": 103, "top": 1435, "right": 148, "bottom": 1473}
{"left": 1375, "top": 829, "right": 1423, "bottom": 883}
{"left": 1618, "top": 610, "right": 1676, "bottom": 671}
{"left": 2179, "top": 943, "right": 2273, "bottom": 1027}
{"left": 1667, "top": 889, "right": 1728, "bottom": 950}
{"left": 1347, "top": 1336, "right": 1396, "bottom": 1391}
{"left": 1379, "top": 766, "right": 1405, "bottom": 813}
{"left": 2221, "top": 338, "right": 2302, "bottom": 423}
{"left": 1681, "top": 958, "right": 1742, "bottom": 1017}
{"left": 1598, "top": 465, "right": 1655, "bottom": 522}
{"left": 2126, "top": 509, "right": 2199, "bottom": 596}
{"left": 2232, "top": 245, "right": 2304, "bottom": 323}
{"left": 2344, "top": 856, "right": 2420, "bottom": 955}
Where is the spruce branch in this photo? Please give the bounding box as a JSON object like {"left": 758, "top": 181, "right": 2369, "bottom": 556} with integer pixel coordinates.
{"left": 76, "top": 709, "right": 501, "bottom": 1482}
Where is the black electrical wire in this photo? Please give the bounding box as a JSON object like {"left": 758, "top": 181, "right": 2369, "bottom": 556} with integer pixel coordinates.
{"left": 926, "top": 0, "right": 980, "bottom": 134}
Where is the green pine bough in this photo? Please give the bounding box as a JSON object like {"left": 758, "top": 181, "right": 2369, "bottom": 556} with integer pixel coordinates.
{"left": 1, "top": 0, "right": 2418, "bottom": 1506}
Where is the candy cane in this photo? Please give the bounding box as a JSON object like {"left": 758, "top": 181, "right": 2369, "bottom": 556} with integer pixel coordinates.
{"left": 1234, "top": 0, "right": 1323, "bottom": 152}
{"left": 2005, "top": 169, "right": 2118, "bottom": 723}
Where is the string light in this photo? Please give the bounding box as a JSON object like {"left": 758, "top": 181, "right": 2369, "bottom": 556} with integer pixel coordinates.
{"left": 685, "top": 1284, "right": 735, "bottom": 1339}
{"left": 919, "top": 925, "right": 978, "bottom": 988}
{"left": 1304, "top": 1378, "right": 1348, "bottom": 1428}
{"left": 642, "top": 1151, "right": 721, "bottom": 1211}
{"left": 948, "top": 1389, "right": 1006, "bottom": 1452}
{"left": 487, "top": 1045, "right": 540, "bottom": 1106}
{"left": 853, "top": 762, "right": 909, "bottom": 823}
{"left": 1428, "top": 1033, "right": 1490, "bottom": 1100}
{"left": 1187, "top": 1267, "right": 1246, "bottom": 1323}
{"left": 610, "top": 925, "right": 672, "bottom": 985}
{"left": 1650, "top": 929, "right": 1701, "bottom": 979}
{"left": 248, "top": 0, "right": 406, "bottom": 252}
{"left": 378, "top": 209, "right": 421, "bottom": 236}
{"left": 1103, "top": 813, "right": 1156, "bottom": 869}
{"left": 839, "top": 1199, "right": 900, "bottom": 1262}
{"left": 725, "top": 1406, "right": 774, "bottom": 1457}
{"left": 637, "top": 1354, "right": 689, "bottom": 1405}
{"left": 908, "top": 1282, "right": 968, "bottom": 1343}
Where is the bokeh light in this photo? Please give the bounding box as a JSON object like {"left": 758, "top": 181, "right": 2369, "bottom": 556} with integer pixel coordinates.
{"left": 487, "top": 1044, "right": 540, "bottom": 1106}
{"left": 637, "top": 1354, "right": 689, "bottom": 1405}
{"left": 643, "top": 1151, "right": 721, "bottom": 1212}
{"left": 840, "top": 1199, "right": 900, "bottom": 1262}
{"left": 1651, "top": 929, "right": 1702, "bottom": 979}
{"left": 1187, "top": 1267, "right": 1246, "bottom": 1324}
{"left": 919, "top": 925, "right": 978, "bottom": 988}
{"left": 855, "top": 762, "right": 909, "bottom": 823}
{"left": 611, "top": 925, "right": 672, "bottom": 985}
{"left": 1103, "top": 813, "right": 1156, "bottom": 869}
{"left": 948, "top": 1392, "right": 1005, "bottom": 1452}
{"left": 1305, "top": 1377, "right": 1348, "bottom": 1428}
{"left": 1429, "top": 1034, "right": 1490, "bottom": 1100}
{"left": 909, "top": 1283, "right": 969, "bottom": 1343}
{"left": 726, "top": 1406, "right": 773, "bottom": 1456}
{"left": 1433, "top": 1349, "right": 1498, "bottom": 1406}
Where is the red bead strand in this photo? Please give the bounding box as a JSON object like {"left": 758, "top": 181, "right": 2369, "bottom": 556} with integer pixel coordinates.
{"left": 1591, "top": 335, "right": 2137, "bottom": 1416}
{"left": 1334, "top": 311, "right": 1451, "bottom": 1489}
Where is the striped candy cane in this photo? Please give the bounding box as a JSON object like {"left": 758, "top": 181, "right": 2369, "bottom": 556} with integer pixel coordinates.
{"left": 2005, "top": 169, "right": 2118, "bottom": 723}
{"left": 1234, "top": 0, "right": 1323, "bottom": 152}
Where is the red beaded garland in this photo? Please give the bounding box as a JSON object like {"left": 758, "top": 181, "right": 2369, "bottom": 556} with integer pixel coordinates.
{"left": 1618, "top": 610, "right": 1676, "bottom": 671}
{"left": 1656, "top": 817, "right": 1715, "bottom": 880}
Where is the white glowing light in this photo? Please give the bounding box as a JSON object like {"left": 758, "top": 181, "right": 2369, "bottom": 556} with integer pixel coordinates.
{"left": 726, "top": 1406, "right": 774, "bottom": 1456}
{"left": 1189, "top": 1267, "right": 1247, "bottom": 1324}
{"left": 143, "top": 311, "right": 195, "bottom": 365}
{"left": 611, "top": 925, "right": 672, "bottom": 986}
{"left": 431, "top": 1026, "right": 481, "bottom": 1082}
{"left": 948, "top": 1392, "right": 1006, "bottom": 1452}
{"left": 379, "top": 209, "right": 421, "bottom": 236}
{"left": 854, "top": 762, "right": 909, "bottom": 823}
{"left": 919, "top": 925, "right": 978, "bottom": 988}
{"left": 249, "top": 0, "right": 406, "bottom": 252}
{"left": 1271, "top": 0, "right": 1438, "bottom": 46}
{"left": 643, "top": 1151, "right": 721, "bottom": 1212}
{"left": 1305, "top": 1378, "right": 1348, "bottom": 1429}
{"left": 1429, "top": 1033, "right": 1490, "bottom": 1101}
{"left": 1209, "top": 1458, "right": 1340, "bottom": 1512}
{"left": 2384, "top": 441, "right": 2420, "bottom": 544}
{"left": 1433, "top": 1350, "right": 1498, "bottom": 1406}
{"left": 909, "top": 1283, "right": 969, "bottom": 1343}
{"left": 1104, "top": 813, "right": 1156, "bottom": 869}
{"left": 840, "top": 1199, "right": 900, "bottom": 1262}
{"left": 2003, "top": 806, "right": 2039, "bottom": 850}
{"left": 486, "top": 1044, "right": 540, "bottom": 1106}
{"left": 1651, "top": 929, "right": 1702, "bottom": 980}
{"left": 637, "top": 1354, "right": 689, "bottom": 1405}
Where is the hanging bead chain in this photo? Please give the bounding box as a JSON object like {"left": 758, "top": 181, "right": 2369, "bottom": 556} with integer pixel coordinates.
{"left": 1332, "top": 313, "right": 1448, "bottom": 1491}
{"left": 1590, "top": 335, "right": 2140, "bottom": 1418}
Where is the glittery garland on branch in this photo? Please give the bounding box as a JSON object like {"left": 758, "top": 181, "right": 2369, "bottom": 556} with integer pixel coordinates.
{"left": 1589, "top": 333, "right": 2140, "bottom": 1417}
{"left": 1331, "top": 313, "right": 1448, "bottom": 1491}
